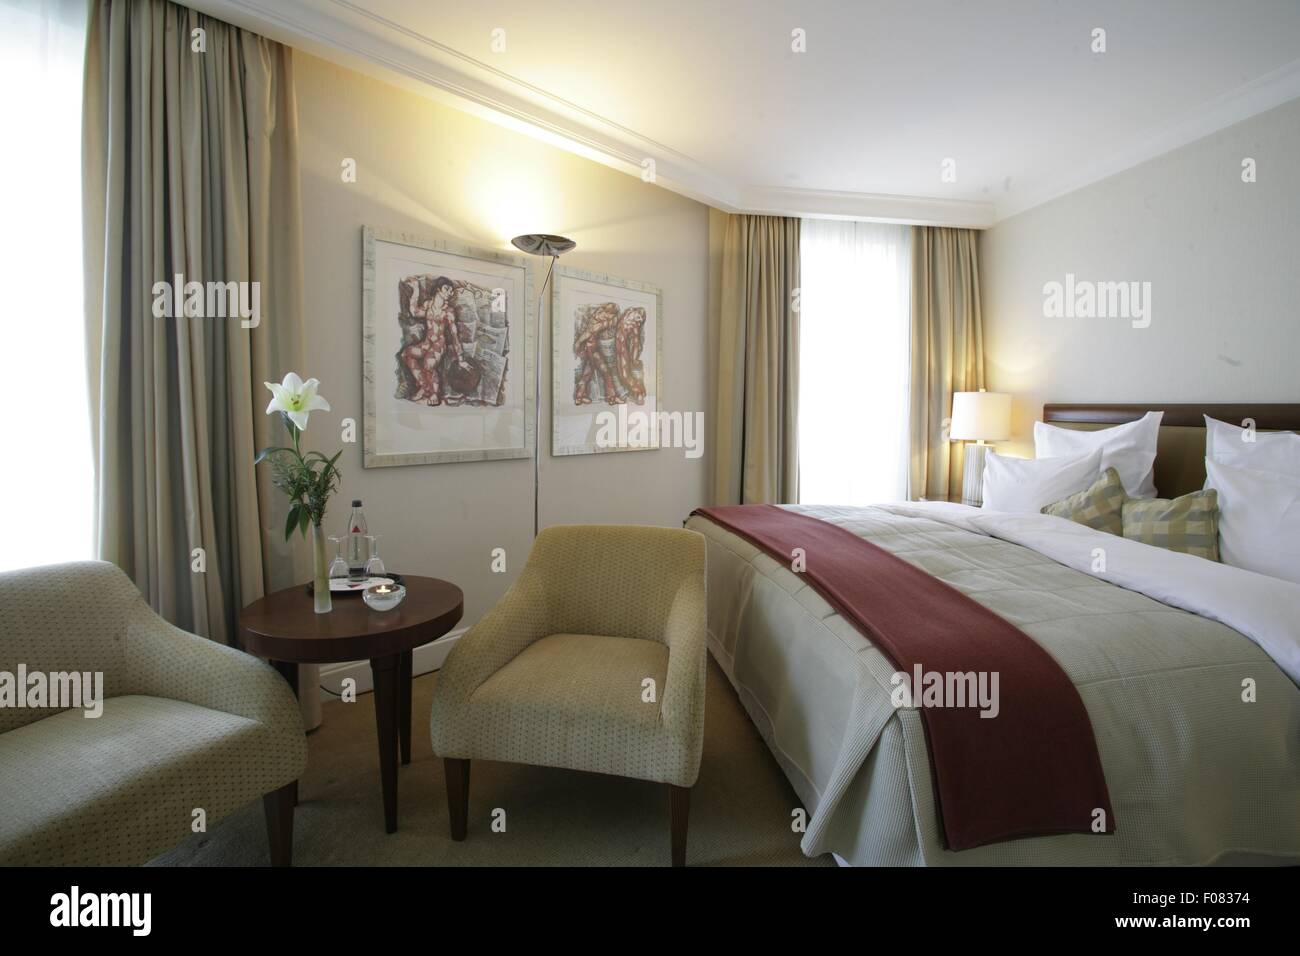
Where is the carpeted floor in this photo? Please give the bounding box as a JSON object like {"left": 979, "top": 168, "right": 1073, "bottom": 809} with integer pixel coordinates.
{"left": 152, "top": 658, "right": 834, "bottom": 867}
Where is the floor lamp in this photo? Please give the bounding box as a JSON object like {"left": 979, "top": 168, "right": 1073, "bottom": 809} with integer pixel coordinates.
{"left": 511, "top": 233, "right": 576, "bottom": 537}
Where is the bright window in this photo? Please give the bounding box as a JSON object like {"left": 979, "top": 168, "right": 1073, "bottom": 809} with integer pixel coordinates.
{"left": 798, "top": 218, "right": 911, "bottom": 505}
{"left": 0, "top": 0, "right": 92, "bottom": 571}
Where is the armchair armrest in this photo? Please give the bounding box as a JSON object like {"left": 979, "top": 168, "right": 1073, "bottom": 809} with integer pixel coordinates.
{"left": 435, "top": 561, "right": 552, "bottom": 701}
{"left": 658, "top": 575, "right": 708, "bottom": 748}
{"left": 122, "top": 603, "right": 304, "bottom": 740}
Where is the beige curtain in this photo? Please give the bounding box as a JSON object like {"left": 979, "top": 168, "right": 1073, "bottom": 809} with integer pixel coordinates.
{"left": 82, "top": 0, "right": 306, "bottom": 649}
{"left": 908, "top": 226, "right": 985, "bottom": 499}
{"left": 708, "top": 211, "right": 801, "bottom": 505}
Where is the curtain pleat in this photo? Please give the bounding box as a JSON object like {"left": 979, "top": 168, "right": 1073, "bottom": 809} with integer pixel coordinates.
{"left": 709, "top": 212, "right": 801, "bottom": 505}
{"left": 908, "top": 226, "right": 985, "bottom": 500}
{"left": 82, "top": 0, "right": 306, "bottom": 647}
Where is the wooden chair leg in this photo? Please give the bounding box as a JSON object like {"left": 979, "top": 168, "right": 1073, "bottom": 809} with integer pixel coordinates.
{"left": 263, "top": 782, "right": 296, "bottom": 866}
{"left": 444, "top": 758, "right": 471, "bottom": 841}
{"left": 668, "top": 784, "right": 690, "bottom": 867}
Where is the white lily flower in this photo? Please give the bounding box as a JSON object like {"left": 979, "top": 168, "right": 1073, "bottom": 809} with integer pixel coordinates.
{"left": 264, "top": 372, "right": 331, "bottom": 431}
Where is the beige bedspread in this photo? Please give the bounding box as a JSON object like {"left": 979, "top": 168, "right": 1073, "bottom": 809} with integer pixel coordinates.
{"left": 687, "top": 504, "right": 1300, "bottom": 866}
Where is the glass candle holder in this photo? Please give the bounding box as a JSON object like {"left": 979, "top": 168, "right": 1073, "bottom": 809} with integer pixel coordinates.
{"left": 362, "top": 582, "right": 406, "bottom": 612}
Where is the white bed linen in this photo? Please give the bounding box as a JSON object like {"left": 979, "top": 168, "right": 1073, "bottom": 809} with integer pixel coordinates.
{"left": 1034, "top": 411, "right": 1162, "bottom": 497}
{"left": 690, "top": 502, "right": 1300, "bottom": 866}
{"left": 980, "top": 448, "right": 1102, "bottom": 512}
{"left": 888, "top": 504, "right": 1300, "bottom": 683}
{"left": 1204, "top": 457, "right": 1300, "bottom": 586}
{"left": 1205, "top": 415, "right": 1300, "bottom": 478}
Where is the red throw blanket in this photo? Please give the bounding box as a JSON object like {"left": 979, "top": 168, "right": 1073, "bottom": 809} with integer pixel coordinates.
{"left": 693, "top": 504, "right": 1114, "bottom": 850}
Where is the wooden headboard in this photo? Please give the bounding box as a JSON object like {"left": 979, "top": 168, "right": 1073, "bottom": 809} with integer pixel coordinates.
{"left": 1042, "top": 403, "right": 1300, "bottom": 498}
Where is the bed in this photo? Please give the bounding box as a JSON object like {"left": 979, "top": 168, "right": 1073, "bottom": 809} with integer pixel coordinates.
{"left": 686, "top": 403, "right": 1300, "bottom": 866}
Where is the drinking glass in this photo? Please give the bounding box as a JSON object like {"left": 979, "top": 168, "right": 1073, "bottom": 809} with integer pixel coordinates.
{"left": 365, "top": 535, "right": 386, "bottom": 577}
{"left": 328, "top": 535, "right": 349, "bottom": 580}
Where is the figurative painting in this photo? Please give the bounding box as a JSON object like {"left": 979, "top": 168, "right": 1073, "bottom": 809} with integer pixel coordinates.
{"left": 363, "top": 228, "right": 535, "bottom": 466}
{"left": 552, "top": 268, "right": 662, "bottom": 456}
{"left": 394, "top": 275, "right": 508, "bottom": 408}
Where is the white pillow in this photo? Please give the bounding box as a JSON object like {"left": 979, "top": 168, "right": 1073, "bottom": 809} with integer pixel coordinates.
{"left": 982, "top": 448, "right": 1103, "bottom": 514}
{"left": 1204, "top": 458, "right": 1300, "bottom": 584}
{"left": 1204, "top": 415, "right": 1300, "bottom": 480}
{"left": 1034, "top": 411, "right": 1162, "bottom": 498}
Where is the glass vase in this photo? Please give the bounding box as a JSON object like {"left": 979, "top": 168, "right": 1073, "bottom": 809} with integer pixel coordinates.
{"left": 311, "top": 522, "right": 332, "bottom": 614}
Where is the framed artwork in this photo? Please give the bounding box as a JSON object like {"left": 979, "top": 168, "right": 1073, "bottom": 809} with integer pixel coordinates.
{"left": 551, "top": 267, "right": 663, "bottom": 456}
{"left": 362, "top": 227, "right": 535, "bottom": 467}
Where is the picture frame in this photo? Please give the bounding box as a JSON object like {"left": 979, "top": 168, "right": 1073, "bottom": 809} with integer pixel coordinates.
{"left": 362, "top": 227, "right": 536, "bottom": 467}
{"left": 551, "top": 267, "right": 663, "bottom": 456}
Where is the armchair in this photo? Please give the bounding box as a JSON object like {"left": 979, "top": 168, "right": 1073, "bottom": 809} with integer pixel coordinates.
{"left": 0, "top": 561, "right": 307, "bottom": 865}
{"left": 429, "top": 524, "right": 707, "bottom": 865}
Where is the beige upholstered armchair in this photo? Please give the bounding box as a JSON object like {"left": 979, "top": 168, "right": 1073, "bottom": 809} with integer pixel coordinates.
{"left": 0, "top": 561, "right": 307, "bottom": 865}
{"left": 429, "top": 525, "right": 707, "bottom": 865}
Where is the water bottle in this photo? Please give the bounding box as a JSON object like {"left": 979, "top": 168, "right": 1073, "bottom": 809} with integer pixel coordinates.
{"left": 346, "top": 500, "right": 368, "bottom": 581}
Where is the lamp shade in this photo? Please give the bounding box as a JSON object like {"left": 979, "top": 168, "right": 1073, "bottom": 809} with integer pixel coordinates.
{"left": 949, "top": 391, "right": 1011, "bottom": 442}
{"left": 510, "top": 234, "right": 576, "bottom": 257}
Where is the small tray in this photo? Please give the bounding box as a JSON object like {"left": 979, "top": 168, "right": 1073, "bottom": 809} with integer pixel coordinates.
{"left": 306, "top": 572, "right": 404, "bottom": 597}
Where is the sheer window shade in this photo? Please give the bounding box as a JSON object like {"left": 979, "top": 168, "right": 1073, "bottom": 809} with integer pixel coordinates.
{"left": 0, "top": 0, "right": 92, "bottom": 571}
{"left": 798, "top": 219, "right": 912, "bottom": 505}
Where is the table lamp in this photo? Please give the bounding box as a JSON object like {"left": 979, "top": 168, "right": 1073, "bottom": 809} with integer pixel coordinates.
{"left": 949, "top": 389, "right": 1011, "bottom": 505}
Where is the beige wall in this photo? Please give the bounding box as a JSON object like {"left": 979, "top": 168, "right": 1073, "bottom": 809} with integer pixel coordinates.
{"left": 293, "top": 52, "right": 709, "bottom": 628}
{"left": 980, "top": 97, "right": 1300, "bottom": 456}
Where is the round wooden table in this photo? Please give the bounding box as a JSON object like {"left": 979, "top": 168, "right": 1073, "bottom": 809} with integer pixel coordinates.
{"left": 239, "top": 575, "right": 463, "bottom": 834}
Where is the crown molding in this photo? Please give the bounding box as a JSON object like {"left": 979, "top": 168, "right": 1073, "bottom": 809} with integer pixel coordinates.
{"left": 189, "top": 0, "right": 745, "bottom": 209}
{"left": 191, "top": 0, "right": 1300, "bottom": 229}
{"left": 186, "top": 0, "right": 991, "bottom": 225}
{"left": 741, "top": 186, "right": 995, "bottom": 228}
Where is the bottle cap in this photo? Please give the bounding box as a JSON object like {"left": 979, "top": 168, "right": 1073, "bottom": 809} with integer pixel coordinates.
{"left": 352, "top": 499, "right": 362, "bottom": 507}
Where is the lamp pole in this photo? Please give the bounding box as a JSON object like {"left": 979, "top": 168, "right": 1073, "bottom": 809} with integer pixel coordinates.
{"left": 511, "top": 234, "right": 576, "bottom": 538}
{"left": 533, "top": 254, "right": 557, "bottom": 538}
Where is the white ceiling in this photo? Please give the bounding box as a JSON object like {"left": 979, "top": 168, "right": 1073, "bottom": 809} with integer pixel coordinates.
{"left": 196, "top": 0, "right": 1300, "bottom": 226}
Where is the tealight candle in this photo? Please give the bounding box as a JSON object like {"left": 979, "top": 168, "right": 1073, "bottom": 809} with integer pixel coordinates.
{"left": 363, "top": 582, "right": 405, "bottom": 611}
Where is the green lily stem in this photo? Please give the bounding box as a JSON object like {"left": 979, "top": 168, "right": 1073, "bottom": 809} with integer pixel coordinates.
{"left": 289, "top": 418, "right": 308, "bottom": 520}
